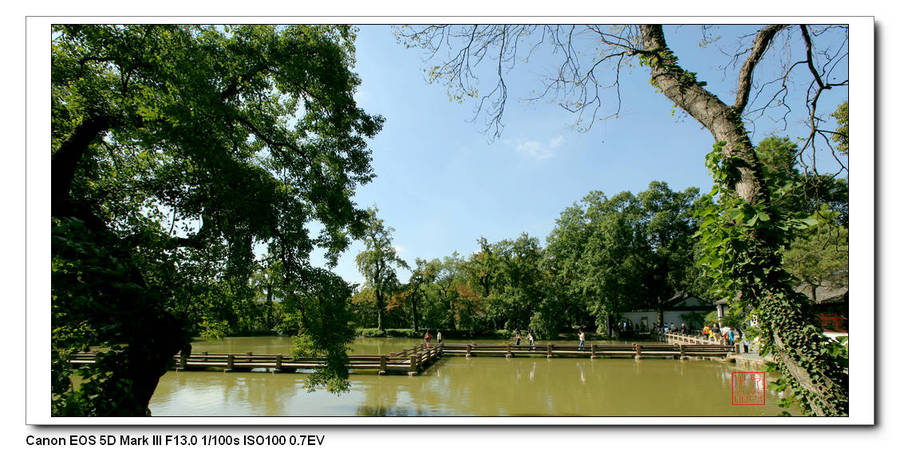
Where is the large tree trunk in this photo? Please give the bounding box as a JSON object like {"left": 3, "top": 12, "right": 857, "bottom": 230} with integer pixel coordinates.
{"left": 639, "top": 25, "right": 849, "bottom": 416}
{"left": 51, "top": 114, "right": 112, "bottom": 217}
{"left": 52, "top": 117, "right": 190, "bottom": 416}
{"left": 376, "top": 289, "right": 385, "bottom": 331}
{"left": 411, "top": 293, "right": 419, "bottom": 332}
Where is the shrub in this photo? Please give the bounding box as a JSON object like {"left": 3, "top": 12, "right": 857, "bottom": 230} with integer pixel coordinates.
{"left": 356, "top": 328, "right": 385, "bottom": 337}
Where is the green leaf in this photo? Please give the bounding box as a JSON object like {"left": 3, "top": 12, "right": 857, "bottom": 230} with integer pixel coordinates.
{"left": 798, "top": 216, "right": 819, "bottom": 227}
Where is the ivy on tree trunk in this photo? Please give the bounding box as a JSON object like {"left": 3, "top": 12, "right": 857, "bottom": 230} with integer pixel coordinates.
{"left": 640, "top": 21, "right": 852, "bottom": 415}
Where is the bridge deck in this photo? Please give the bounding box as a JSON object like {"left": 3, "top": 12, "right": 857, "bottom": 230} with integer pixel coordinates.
{"left": 68, "top": 342, "right": 734, "bottom": 376}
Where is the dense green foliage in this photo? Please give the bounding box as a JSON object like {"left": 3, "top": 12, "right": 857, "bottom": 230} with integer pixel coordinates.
{"left": 831, "top": 102, "right": 849, "bottom": 157}
{"left": 783, "top": 225, "right": 849, "bottom": 302}
{"left": 696, "top": 139, "right": 849, "bottom": 415}
{"left": 350, "top": 182, "right": 703, "bottom": 339}
{"left": 545, "top": 183, "right": 701, "bottom": 334}
{"left": 51, "top": 24, "right": 382, "bottom": 415}
{"left": 355, "top": 208, "right": 409, "bottom": 330}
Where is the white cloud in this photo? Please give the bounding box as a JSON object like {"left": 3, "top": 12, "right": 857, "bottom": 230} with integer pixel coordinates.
{"left": 549, "top": 135, "right": 564, "bottom": 148}
{"left": 515, "top": 135, "right": 565, "bottom": 160}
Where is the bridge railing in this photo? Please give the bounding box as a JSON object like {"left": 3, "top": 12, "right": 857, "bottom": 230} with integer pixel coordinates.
{"left": 439, "top": 342, "right": 733, "bottom": 358}
{"left": 69, "top": 342, "right": 445, "bottom": 375}
{"left": 68, "top": 338, "right": 736, "bottom": 375}
{"left": 664, "top": 333, "right": 747, "bottom": 353}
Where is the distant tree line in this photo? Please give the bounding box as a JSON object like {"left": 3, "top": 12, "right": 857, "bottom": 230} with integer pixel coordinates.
{"left": 191, "top": 134, "right": 848, "bottom": 344}
{"left": 349, "top": 141, "right": 847, "bottom": 339}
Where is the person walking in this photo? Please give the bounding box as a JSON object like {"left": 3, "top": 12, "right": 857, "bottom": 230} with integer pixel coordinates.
{"left": 578, "top": 328, "right": 586, "bottom": 351}
{"left": 424, "top": 329, "right": 431, "bottom": 348}
{"left": 527, "top": 329, "right": 535, "bottom": 350}
{"left": 436, "top": 329, "right": 443, "bottom": 344}
{"left": 514, "top": 329, "right": 522, "bottom": 346}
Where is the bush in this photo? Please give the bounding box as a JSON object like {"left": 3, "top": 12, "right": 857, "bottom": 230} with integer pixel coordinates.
{"left": 356, "top": 328, "right": 385, "bottom": 337}
{"left": 355, "top": 328, "right": 421, "bottom": 338}
{"left": 354, "top": 328, "right": 512, "bottom": 340}
{"left": 703, "top": 311, "right": 719, "bottom": 327}
{"left": 681, "top": 311, "right": 706, "bottom": 331}
{"left": 384, "top": 329, "right": 419, "bottom": 338}
{"left": 703, "top": 308, "right": 745, "bottom": 328}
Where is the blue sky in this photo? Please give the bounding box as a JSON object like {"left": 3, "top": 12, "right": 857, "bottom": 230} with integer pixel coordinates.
{"left": 309, "top": 24, "right": 849, "bottom": 285}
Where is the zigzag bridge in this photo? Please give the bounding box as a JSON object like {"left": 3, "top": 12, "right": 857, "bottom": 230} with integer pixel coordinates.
{"left": 69, "top": 336, "right": 737, "bottom": 377}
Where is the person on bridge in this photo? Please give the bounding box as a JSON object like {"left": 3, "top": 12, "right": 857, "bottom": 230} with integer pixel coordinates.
{"left": 578, "top": 329, "right": 586, "bottom": 350}
{"left": 528, "top": 329, "right": 535, "bottom": 350}
{"left": 424, "top": 330, "right": 431, "bottom": 348}
{"left": 436, "top": 330, "right": 442, "bottom": 344}
{"left": 514, "top": 329, "right": 522, "bottom": 346}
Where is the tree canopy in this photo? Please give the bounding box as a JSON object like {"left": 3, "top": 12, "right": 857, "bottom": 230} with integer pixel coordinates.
{"left": 51, "top": 24, "right": 382, "bottom": 415}
{"left": 349, "top": 181, "right": 704, "bottom": 339}
{"left": 543, "top": 183, "right": 700, "bottom": 333}
{"left": 355, "top": 208, "right": 409, "bottom": 330}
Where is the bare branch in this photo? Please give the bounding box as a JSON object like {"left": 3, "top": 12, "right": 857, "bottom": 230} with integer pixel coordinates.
{"left": 398, "top": 24, "right": 848, "bottom": 180}
{"left": 734, "top": 25, "right": 786, "bottom": 114}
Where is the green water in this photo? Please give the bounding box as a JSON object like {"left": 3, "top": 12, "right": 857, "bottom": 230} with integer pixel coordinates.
{"left": 148, "top": 336, "right": 796, "bottom": 416}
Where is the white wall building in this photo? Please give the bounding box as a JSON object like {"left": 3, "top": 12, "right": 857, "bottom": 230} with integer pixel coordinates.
{"left": 618, "top": 295, "right": 716, "bottom": 332}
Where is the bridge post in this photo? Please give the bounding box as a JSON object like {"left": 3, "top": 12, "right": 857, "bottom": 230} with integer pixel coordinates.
{"left": 506, "top": 343, "right": 512, "bottom": 358}
{"left": 466, "top": 344, "right": 471, "bottom": 358}
{"left": 547, "top": 343, "right": 553, "bottom": 358}
{"left": 409, "top": 353, "right": 419, "bottom": 375}
{"left": 226, "top": 354, "right": 234, "bottom": 372}
{"left": 634, "top": 343, "right": 642, "bottom": 360}
{"left": 179, "top": 351, "right": 188, "bottom": 370}
{"left": 274, "top": 354, "right": 283, "bottom": 373}
{"left": 379, "top": 355, "right": 387, "bottom": 375}
{"left": 590, "top": 343, "right": 596, "bottom": 359}
{"left": 678, "top": 343, "right": 685, "bottom": 359}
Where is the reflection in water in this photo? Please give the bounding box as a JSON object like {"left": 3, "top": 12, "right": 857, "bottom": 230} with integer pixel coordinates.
{"left": 149, "top": 337, "right": 798, "bottom": 417}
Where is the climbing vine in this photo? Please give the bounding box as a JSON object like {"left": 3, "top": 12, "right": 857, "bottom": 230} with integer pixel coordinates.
{"left": 696, "top": 141, "right": 849, "bottom": 416}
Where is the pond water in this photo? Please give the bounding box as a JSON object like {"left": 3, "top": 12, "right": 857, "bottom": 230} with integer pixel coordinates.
{"left": 148, "top": 336, "right": 797, "bottom": 417}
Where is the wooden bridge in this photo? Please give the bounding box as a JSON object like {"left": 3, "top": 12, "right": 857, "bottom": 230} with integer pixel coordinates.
{"left": 68, "top": 341, "right": 734, "bottom": 376}
{"left": 661, "top": 332, "right": 751, "bottom": 353}
{"left": 441, "top": 342, "right": 734, "bottom": 359}
{"left": 68, "top": 344, "right": 444, "bottom": 376}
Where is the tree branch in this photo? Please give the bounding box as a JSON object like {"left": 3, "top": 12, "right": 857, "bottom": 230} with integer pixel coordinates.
{"left": 51, "top": 114, "right": 114, "bottom": 218}
{"left": 734, "top": 24, "right": 786, "bottom": 114}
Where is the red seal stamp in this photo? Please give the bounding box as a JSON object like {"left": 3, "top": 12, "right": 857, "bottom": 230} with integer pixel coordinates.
{"left": 731, "top": 371, "right": 766, "bottom": 406}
